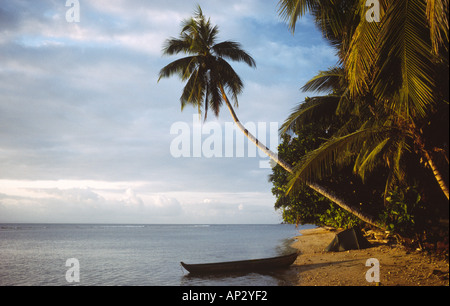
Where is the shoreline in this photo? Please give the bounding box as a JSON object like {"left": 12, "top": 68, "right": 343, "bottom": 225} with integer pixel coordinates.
{"left": 284, "top": 227, "right": 449, "bottom": 286}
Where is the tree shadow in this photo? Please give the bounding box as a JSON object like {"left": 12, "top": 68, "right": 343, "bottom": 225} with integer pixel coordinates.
{"left": 293, "top": 259, "right": 359, "bottom": 273}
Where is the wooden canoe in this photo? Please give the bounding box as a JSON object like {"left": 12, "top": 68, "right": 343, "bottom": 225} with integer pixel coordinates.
{"left": 180, "top": 252, "right": 298, "bottom": 274}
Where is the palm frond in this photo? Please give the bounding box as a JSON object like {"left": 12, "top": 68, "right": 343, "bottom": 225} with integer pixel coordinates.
{"left": 212, "top": 41, "right": 256, "bottom": 68}
{"left": 335, "top": 88, "right": 355, "bottom": 116}
{"left": 158, "top": 56, "right": 198, "bottom": 82}
{"left": 277, "top": 0, "right": 318, "bottom": 32}
{"left": 161, "top": 37, "right": 193, "bottom": 56}
{"left": 285, "top": 126, "right": 397, "bottom": 194}
{"left": 354, "top": 137, "right": 391, "bottom": 181}
{"left": 206, "top": 79, "right": 222, "bottom": 117}
{"left": 180, "top": 66, "right": 206, "bottom": 113}
{"left": 426, "top": 0, "right": 449, "bottom": 54}
{"left": 344, "top": 0, "right": 383, "bottom": 98}
{"left": 301, "top": 66, "right": 345, "bottom": 93}
{"left": 214, "top": 57, "right": 244, "bottom": 106}
{"left": 374, "top": 0, "right": 436, "bottom": 120}
{"left": 280, "top": 95, "right": 340, "bottom": 134}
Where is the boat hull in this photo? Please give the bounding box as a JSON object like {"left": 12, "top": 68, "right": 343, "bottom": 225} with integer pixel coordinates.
{"left": 180, "top": 252, "right": 298, "bottom": 274}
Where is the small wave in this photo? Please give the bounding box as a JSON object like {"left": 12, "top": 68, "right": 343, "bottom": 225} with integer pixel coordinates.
{"left": 0, "top": 225, "right": 46, "bottom": 231}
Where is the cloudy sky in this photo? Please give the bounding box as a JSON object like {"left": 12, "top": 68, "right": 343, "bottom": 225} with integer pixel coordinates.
{"left": 0, "top": 0, "right": 337, "bottom": 224}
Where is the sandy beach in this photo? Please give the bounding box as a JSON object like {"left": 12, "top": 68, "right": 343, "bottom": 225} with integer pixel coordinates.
{"left": 287, "top": 227, "right": 449, "bottom": 286}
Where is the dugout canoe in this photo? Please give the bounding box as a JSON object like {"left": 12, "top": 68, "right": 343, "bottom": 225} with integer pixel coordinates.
{"left": 180, "top": 252, "right": 298, "bottom": 274}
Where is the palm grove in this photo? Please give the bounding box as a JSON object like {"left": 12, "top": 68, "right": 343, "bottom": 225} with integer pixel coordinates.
{"left": 159, "top": 1, "right": 449, "bottom": 247}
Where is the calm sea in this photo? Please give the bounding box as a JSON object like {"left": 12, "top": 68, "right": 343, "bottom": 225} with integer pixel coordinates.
{"left": 0, "top": 223, "right": 313, "bottom": 286}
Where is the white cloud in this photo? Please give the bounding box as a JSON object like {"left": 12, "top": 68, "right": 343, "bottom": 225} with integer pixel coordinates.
{"left": 0, "top": 0, "right": 336, "bottom": 224}
{"left": 0, "top": 180, "right": 278, "bottom": 224}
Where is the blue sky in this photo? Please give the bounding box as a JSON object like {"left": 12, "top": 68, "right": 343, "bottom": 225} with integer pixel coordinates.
{"left": 0, "top": 0, "right": 338, "bottom": 224}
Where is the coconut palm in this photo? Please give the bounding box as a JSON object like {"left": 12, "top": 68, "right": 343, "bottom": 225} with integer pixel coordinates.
{"left": 159, "top": 6, "right": 381, "bottom": 228}
{"left": 345, "top": 0, "right": 449, "bottom": 200}
{"left": 158, "top": 6, "right": 285, "bottom": 169}
{"left": 278, "top": 0, "right": 449, "bottom": 200}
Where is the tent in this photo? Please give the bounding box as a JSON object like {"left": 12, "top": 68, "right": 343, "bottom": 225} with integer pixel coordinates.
{"left": 324, "top": 227, "right": 371, "bottom": 252}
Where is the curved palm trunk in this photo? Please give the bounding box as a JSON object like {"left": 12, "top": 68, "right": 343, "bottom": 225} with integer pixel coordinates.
{"left": 307, "top": 183, "right": 380, "bottom": 228}
{"left": 219, "top": 84, "right": 382, "bottom": 229}
{"left": 220, "top": 86, "right": 292, "bottom": 172}
{"left": 415, "top": 132, "right": 450, "bottom": 201}
{"left": 423, "top": 150, "right": 450, "bottom": 200}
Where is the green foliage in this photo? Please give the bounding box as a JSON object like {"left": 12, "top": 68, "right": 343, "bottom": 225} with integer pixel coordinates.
{"left": 270, "top": 121, "right": 365, "bottom": 229}
{"left": 270, "top": 105, "right": 443, "bottom": 234}
{"left": 379, "top": 186, "right": 422, "bottom": 237}
{"left": 273, "top": 0, "right": 449, "bottom": 240}
{"left": 319, "top": 204, "right": 360, "bottom": 229}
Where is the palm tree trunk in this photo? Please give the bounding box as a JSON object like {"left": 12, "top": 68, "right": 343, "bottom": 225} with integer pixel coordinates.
{"left": 219, "top": 86, "right": 292, "bottom": 172}
{"left": 423, "top": 150, "right": 450, "bottom": 200}
{"left": 415, "top": 132, "right": 450, "bottom": 201}
{"left": 219, "top": 84, "right": 383, "bottom": 229}
{"left": 307, "top": 183, "right": 380, "bottom": 228}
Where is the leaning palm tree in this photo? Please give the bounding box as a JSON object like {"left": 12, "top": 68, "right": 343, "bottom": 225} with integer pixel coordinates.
{"left": 158, "top": 6, "right": 287, "bottom": 169}
{"left": 159, "top": 6, "right": 381, "bottom": 228}
{"left": 158, "top": 6, "right": 296, "bottom": 171}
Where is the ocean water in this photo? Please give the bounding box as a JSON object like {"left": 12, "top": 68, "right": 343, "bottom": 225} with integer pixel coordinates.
{"left": 0, "top": 224, "right": 312, "bottom": 286}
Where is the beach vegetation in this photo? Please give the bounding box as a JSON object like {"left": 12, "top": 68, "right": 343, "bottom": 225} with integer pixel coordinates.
{"left": 159, "top": 3, "right": 448, "bottom": 248}
{"left": 273, "top": 0, "right": 448, "bottom": 245}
